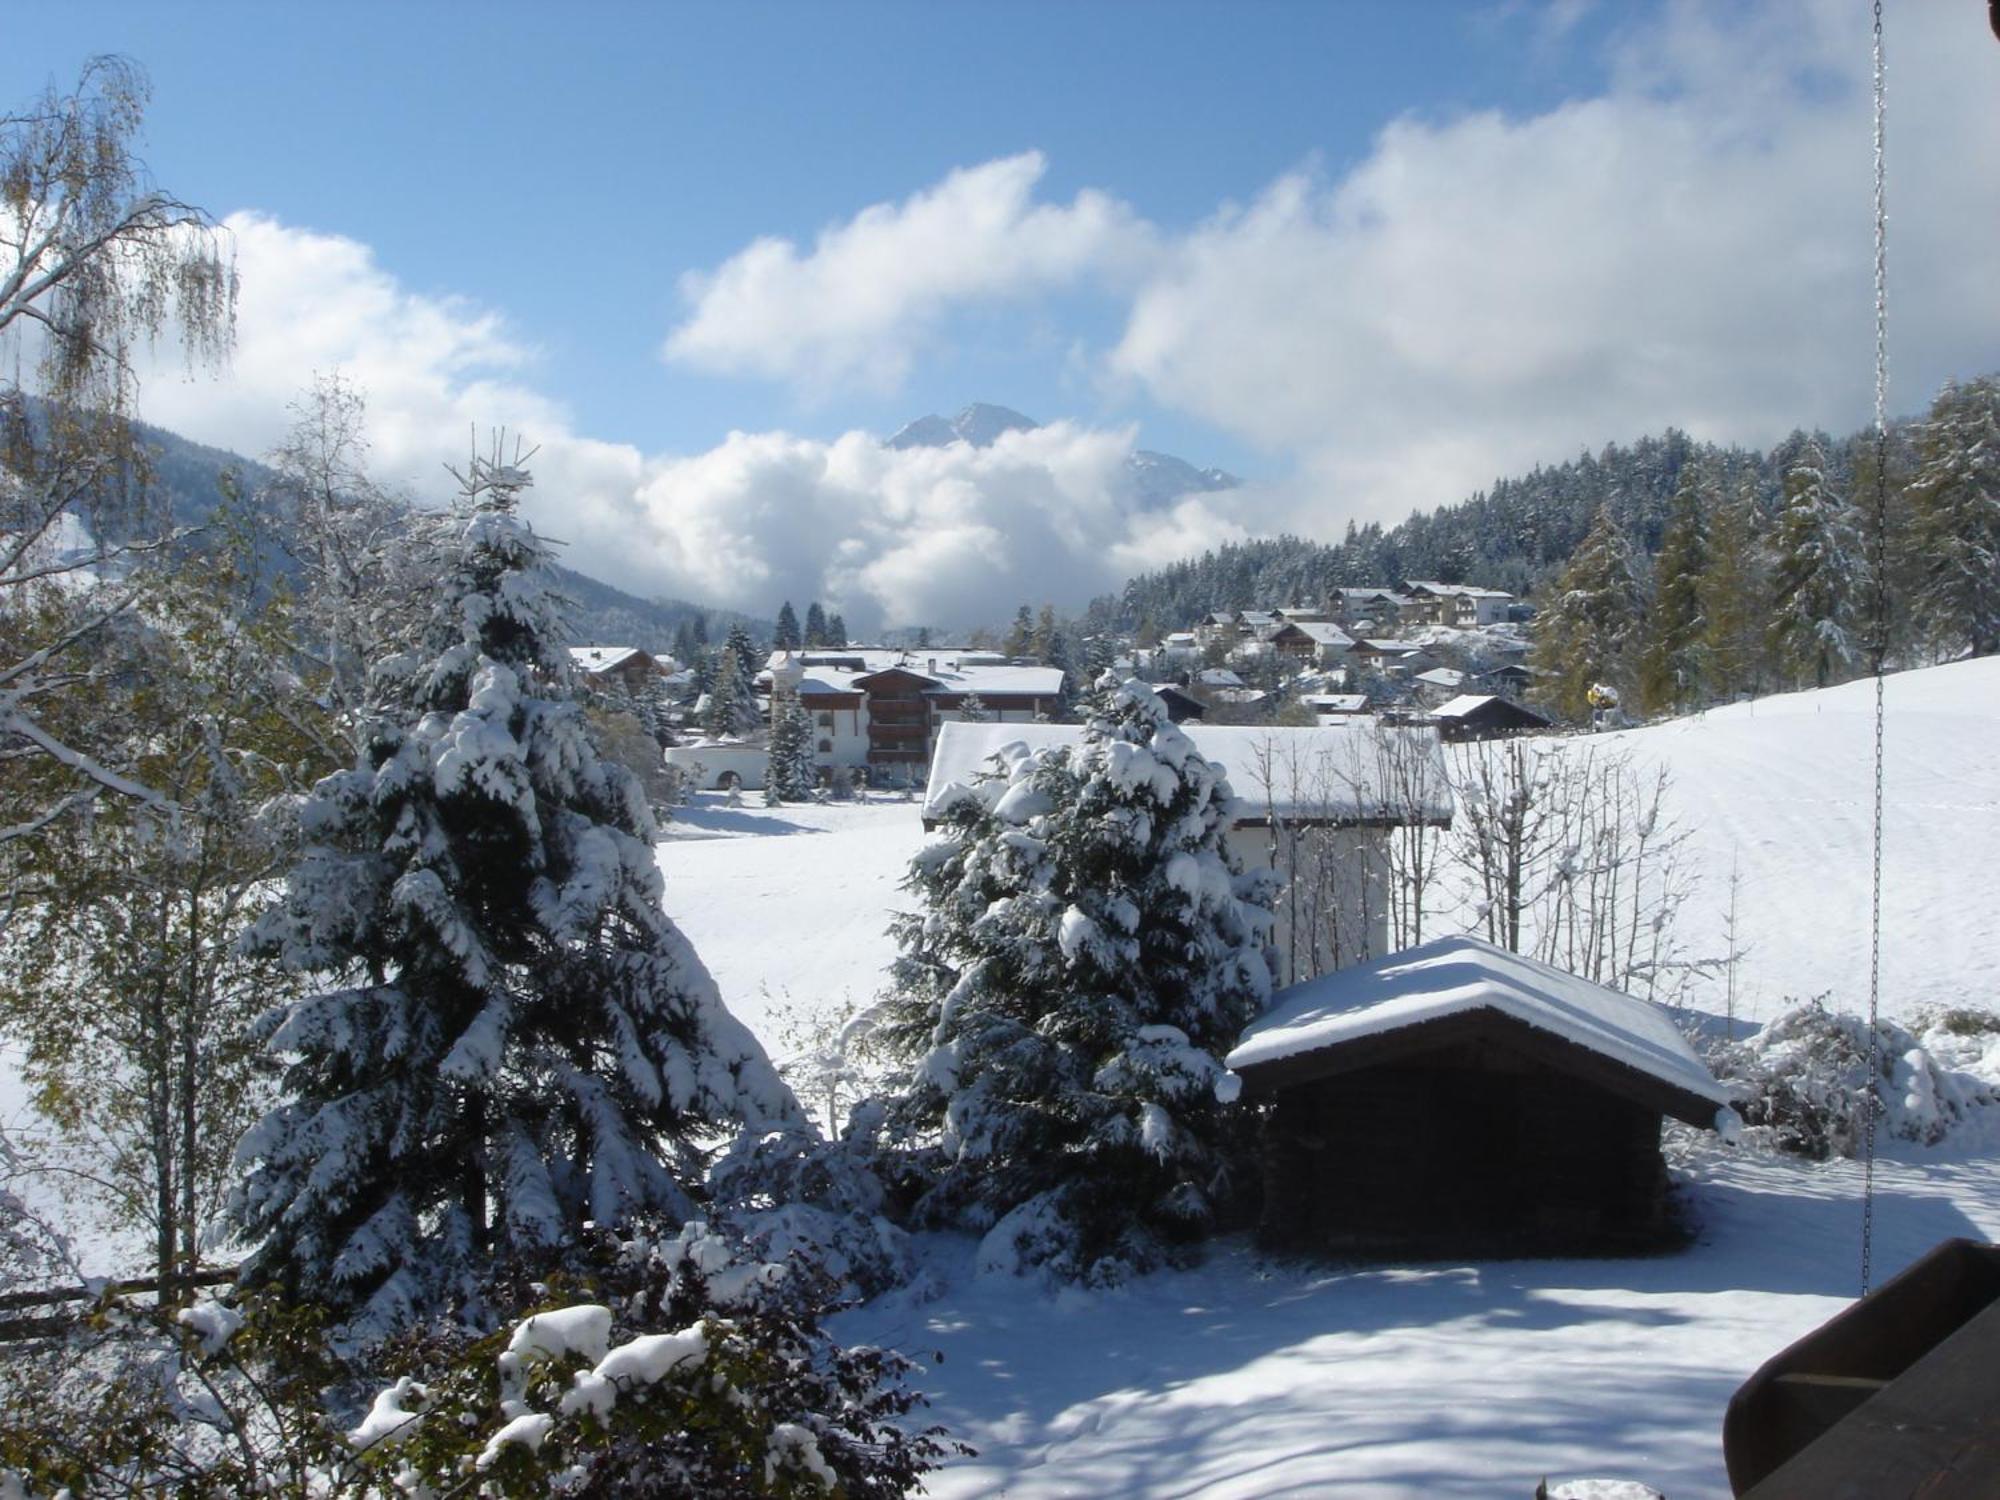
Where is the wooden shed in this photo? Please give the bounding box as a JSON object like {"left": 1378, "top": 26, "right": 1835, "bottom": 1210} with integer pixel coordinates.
{"left": 1225, "top": 936, "right": 1731, "bottom": 1258}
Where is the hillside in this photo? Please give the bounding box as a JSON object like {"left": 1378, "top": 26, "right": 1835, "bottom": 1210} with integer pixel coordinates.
{"left": 123, "top": 412, "right": 765, "bottom": 653}
{"left": 1088, "top": 420, "right": 1926, "bottom": 634}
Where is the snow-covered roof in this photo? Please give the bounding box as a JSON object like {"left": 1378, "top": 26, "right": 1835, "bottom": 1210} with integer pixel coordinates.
{"left": 1354, "top": 638, "right": 1427, "bottom": 655}
{"left": 1227, "top": 935, "right": 1729, "bottom": 1123}
{"left": 569, "top": 645, "right": 651, "bottom": 675}
{"left": 924, "top": 720, "right": 1451, "bottom": 827}
{"left": 1405, "top": 581, "right": 1514, "bottom": 600}
{"left": 1415, "top": 668, "right": 1466, "bottom": 688}
{"left": 1276, "top": 621, "right": 1356, "bottom": 648}
{"left": 1301, "top": 693, "right": 1368, "bottom": 712}
{"left": 1431, "top": 694, "right": 1500, "bottom": 719}
{"left": 1197, "top": 667, "right": 1246, "bottom": 688}
{"left": 778, "top": 658, "right": 1064, "bottom": 699}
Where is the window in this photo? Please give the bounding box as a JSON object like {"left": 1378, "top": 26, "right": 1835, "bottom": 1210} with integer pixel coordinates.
{"left": 817, "top": 713, "right": 834, "bottom": 728}
{"left": 818, "top": 738, "right": 833, "bottom": 753}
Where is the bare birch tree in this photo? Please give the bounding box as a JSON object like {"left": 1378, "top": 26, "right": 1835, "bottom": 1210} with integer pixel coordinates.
{"left": 2, "top": 56, "right": 236, "bottom": 847}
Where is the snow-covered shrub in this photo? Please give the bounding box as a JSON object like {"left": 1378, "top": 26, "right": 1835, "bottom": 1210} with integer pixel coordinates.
{"left": 709, "top": 1126, "right": 916, "bottom": 1300}
{"left": 354, "top": 1221, "right": 954, "bottom": 1497}
{"left": 0, "top": 1224, "right": 955, "bottom": 1497}
{"left": 228, "top": 453, "right": 799, "bottom": 1338}
{"left": 877, "top": 674, "right": 1274, "bottom": 1284}
{"left": 1710, "top": 999, "right": 2000, "bottom": 1158}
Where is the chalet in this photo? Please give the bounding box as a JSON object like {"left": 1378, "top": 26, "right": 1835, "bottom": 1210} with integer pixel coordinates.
{"left": 1399, "top": 581, "right": 1516, "bottom": 629}
{"left": 1154, "top": 684, "right": 1206, "bottom": 723}
{"left": 1269, "top": 620, "right": 1356, "bottom": 667}
{"left": 1478, "top": 662, "right": 1537, "bottom": 696}
{"left": 1195, "top": 666, "right": 1246, "bottom": 690}
{"left": 1431, "top": 694, "right": 1554, "bottom": 742}
{"left": 924, "top": 718, "right": 1452, "bottom": 983}
{"left": 1238, "top": 609, "right": 1282, "bottom": 641}
{"left": 1299, "top": 692, "right": 1370, "bottom": 724}
{"left": 568, "top": 645, "right": 666, "bottom": 697}
{"left": 1349, "top": 638, "right": 1432, "bottom": 675}
{"left": 768, "top": 650, "right": 1063, "bottom": 774}
{"left": 1412, "top": 666, "right": 1467, "bottom": 704}
{"left": 1331, "top": 587, "right": 1408, "bottom": 630}
{"left": 671, "top": 650, "right": 1064, "bottom": 789}
{"left": 1226, "top": 935, "right": 1731, "bottom": 1258}
{"left": 1193, "top": 612, "right": 1242, "bottom": 652}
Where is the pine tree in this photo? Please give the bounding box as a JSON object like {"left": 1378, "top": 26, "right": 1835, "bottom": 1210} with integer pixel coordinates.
{"left": 702, "top": 645, "right": 756, "bottom": 740}
{"left": 957, "top": 692, "right": 991, "bottom": 723}
{"left": 1768, "top": 438, "right": 1866, "bottom": 688}
{"left": 1636, "top": 470, "right": 1712, "bottom": 716}
{"left": 880, "top": 675, "right": 1274, "bottom": 1284}
{"left": 229, "top": 451, "right": 797, "bottom": 1335}
{"left": 764, "top": 696, "right": 818, "bottom": 804}
{"left": 1700, "top": 484, "right": 1771, "bottom": 700}
{"left": 774, "top": 601, "right": 801, "bottom": 652}
{"left": 1003, "top": 604, "right": 1034, "bottom": 659}
{"left": 1529, "top": 503, "right": 1644, "bottom": 723}
{"left": 825, "top": 612, "right": 848, "bottom": 649}
{"left": 804, "top": 601, "right": 829, "bottom": 648}
{"left": 670, "top": 618, "right": 699, "bottom": 670}
{"left": 1907, "top": 376, "right": 2000, "bottom": 659}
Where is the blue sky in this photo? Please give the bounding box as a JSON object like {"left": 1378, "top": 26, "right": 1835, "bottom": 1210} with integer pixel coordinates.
{"left": 4, "top": 3, "right": 1996, "bottom": 630}
{"left": 3, "top": 0, "right": 1624, "bottom": 468}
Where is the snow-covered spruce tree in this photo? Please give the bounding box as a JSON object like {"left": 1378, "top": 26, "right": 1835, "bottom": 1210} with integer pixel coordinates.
{"left": 229, "top": 451, "right": 798, "bottom": 1337}
{"left": 1529, "top": 502, "right": 1644, "bottom": 723}
{"left": 764, "top": 696, "right": 817, "bottom": 805}
{"left": 879, "top": 675, "right": 1274, "bottom": 1283}
{"left": 1907, "top": 375, "right": 2000, "bottom": 660}
{"left": 1768, "top": 437, "right": 1865, "bottom": 689}
{"left": 1636, "top": 469, "right": 1711, "bottom": 716}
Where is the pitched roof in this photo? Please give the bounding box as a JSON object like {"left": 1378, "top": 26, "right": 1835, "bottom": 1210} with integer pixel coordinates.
{"left": 1226, "top": 935, "right": 1728, "bottom": 1125}
{"left": 924, "top": 719, "right": 1451, "bottom": 828}
{"left": 1274, "top": 621, "right": 1356, "bottom": 648}
{"left": 569, "top": 645, "right": 651, "bottom": 674}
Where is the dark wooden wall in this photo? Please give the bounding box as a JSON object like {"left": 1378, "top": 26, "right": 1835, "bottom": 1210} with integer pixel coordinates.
{"left": 1259, "top": 1037, "right": 1671, "bottom": 1258}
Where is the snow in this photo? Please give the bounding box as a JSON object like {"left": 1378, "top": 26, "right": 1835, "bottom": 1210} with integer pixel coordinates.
{"left": 926, "top": 722, "right": 1452, "bottom": 826}
{"left": 1227, "top": 934, "right": 1729, "bottom": 1113}
{"left": 9, "top": 657, "right": 2000, "bottom": 1491}
{"left": 176, "top": 1299, "right": 244, "bottom": 1355}
{"left": 348, "top": 1376, "right": 427, "bottom": 1450}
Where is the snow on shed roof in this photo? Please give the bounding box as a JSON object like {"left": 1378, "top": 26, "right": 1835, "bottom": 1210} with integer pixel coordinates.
{"left": 1227, "top": 935, "right": 1729, "bottom": 1118}
{"left": 923, "top": 720, "right": 1452, "bottom": 828}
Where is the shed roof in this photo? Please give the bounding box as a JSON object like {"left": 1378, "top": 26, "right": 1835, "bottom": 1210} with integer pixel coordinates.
{"left": 923, "top": 719, "right": 1452, "bottom": 828}
{"left": 1227, "top": 935, "right": 1728, "bottom": 1124}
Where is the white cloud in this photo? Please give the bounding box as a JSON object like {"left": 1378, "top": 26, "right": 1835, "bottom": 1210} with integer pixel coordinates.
{"left": 662, "top": 151, "right": 1153, "bottom": 396}
{"left": 1109, "top": 1, "right": 2000, "bottom": 525}
{"left": 625, "top": 422, "right": 1254, "bottom": 634}
{"left": 124, "top": 216, "right": 1215, "bottom": 632}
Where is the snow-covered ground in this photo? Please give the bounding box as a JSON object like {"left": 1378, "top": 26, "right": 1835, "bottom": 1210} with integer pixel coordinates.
{"left": 649, "top": 655, "right": 2000, "bottom": 1499}
{"left": 5, "top": 658, "right": 1997, "bottom": 1493}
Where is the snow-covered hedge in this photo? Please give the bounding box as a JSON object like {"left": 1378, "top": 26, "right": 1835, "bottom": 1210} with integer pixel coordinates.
{"left": 1709, "top": 1000, "right": 2000, "bottom": 1158}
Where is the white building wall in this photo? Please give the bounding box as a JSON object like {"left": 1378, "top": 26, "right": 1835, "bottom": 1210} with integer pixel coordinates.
{"left": 1228, "top": 823, "right": 1392, "bottom": 988}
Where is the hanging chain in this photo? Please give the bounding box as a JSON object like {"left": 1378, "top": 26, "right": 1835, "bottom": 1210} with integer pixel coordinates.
{"left": 1860, "top": 0, "right": 1888, "bottom": 1299}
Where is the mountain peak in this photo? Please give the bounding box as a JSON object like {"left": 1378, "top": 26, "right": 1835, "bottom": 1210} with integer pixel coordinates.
{"left": 887, "top": 403, "right": 1040, "bottom": 451}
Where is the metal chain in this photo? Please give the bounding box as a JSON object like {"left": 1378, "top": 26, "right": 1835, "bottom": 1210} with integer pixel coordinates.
{"left": 1860, "top": 0, "right": 1888, "bottom": 1298}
